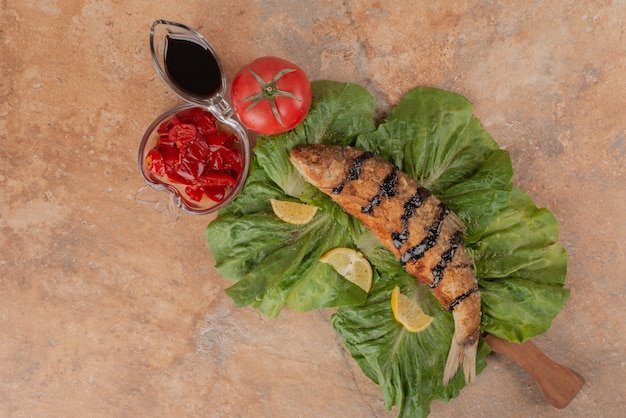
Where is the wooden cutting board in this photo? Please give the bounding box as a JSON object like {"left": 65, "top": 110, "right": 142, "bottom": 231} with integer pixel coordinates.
{"left": 485, "top": 334, "right": 585, "bottom": 409}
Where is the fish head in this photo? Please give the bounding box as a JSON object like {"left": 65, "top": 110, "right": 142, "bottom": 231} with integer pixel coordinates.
{"left": 290, "top": 144, "right": 361, "bottom": 190}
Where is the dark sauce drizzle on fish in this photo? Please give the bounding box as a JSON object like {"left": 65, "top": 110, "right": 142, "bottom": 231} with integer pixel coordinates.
{"left": 430, "top": 232, "right": 463, "bottom": 289}
{"left": 399, "top": 202, "right": 450, "bottom": 266}
{"left": 361, "top": 169, "right": 398, "bottom": 214}
{"left": 448, "top": 287, "right": 478, "bottom": 311}
{"left": 391, "top": 187, "right": 432, "bottom": 249}
{"left": 332, "top": 151, "right": 374, "bottom": 195}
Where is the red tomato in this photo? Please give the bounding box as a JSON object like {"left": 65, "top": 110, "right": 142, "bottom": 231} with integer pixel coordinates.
{"left": 231, "top": 56, "right": 312, "bottom": 135}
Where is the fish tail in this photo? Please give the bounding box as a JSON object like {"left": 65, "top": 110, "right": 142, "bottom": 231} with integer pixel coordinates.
{"left": 443, "top": 329, "right": 478, "bottom": 385}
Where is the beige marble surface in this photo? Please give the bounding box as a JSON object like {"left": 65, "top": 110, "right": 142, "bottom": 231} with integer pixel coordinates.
{"left": 1, "top": 1, "right": 625, "bottom": 417}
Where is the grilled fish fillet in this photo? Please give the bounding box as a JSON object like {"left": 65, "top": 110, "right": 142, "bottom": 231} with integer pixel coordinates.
{"left": 290, "top": 144, "right": 481, "bottom": 385}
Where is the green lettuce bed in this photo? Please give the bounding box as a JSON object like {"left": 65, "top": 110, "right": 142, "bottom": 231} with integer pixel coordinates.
{"left": 205, "top": 81, "right": 570, "bottom": 417}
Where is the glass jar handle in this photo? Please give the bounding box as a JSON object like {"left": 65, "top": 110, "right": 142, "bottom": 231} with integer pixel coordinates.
{"left": 211, "top": 95, "right": 234, "bottom": 119}
{"left": 135, "top": 184, "right": 182, "bottom": 223}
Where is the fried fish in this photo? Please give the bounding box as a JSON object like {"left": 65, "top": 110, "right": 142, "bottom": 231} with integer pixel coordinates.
{"left": 290, "top": 144, "right": 481, "bottom": 385}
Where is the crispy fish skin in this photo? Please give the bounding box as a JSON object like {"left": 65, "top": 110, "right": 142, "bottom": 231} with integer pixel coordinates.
{"left": 290, "top": 144, "right": 481, "bottom": 385}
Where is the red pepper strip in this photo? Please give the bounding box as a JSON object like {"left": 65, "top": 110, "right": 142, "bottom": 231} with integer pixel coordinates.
{"left": 146, "top": 149, "right": 165, "bottom": 176}
{"left": 198, "top": 170, "right": 236, "bottom": 188}
{"left": 206, "top": 145, "right": 242, "bottom": 171}
{"left": 203, "top": 186, "right": 226, "bottom": 202}
{"left": 176, "top": 158, "right": 206, "bottom": 182}
{"left": 158, "top": 118, "right": 177, "bottom": 135}
{"left": 206, "top": 132, "right": 234, "bottom": 147}
{"left": 184, "top": 185, "right": 226, "bottom": 203}
{"left": 175, "top": 107, "right": 201, "bottom": 122}
{"left": 177, "top": 107, "right": 205, "bottom": 123}
{"left": 166, "top": 171, "right": 193, "bottom": 186}
{"left": 157, "top": 144, "right": 181, "bottom": 170}
{"left": 168, "top": 123, "right": 197, "bottom": 144}
{"left": 186, "top": 138, "right": 211, "bottom": 162}
{"left": 196, "top": 113, "right": 218, "bottom": 136}
{"left": 177, "top": 108, "right": 218, "bottom": 136}
{"left": 184, "top": 186, "right": 205, "bottom": 202}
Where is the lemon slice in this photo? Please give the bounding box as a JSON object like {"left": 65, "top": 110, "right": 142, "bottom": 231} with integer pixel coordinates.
{"left": 391, "top": 286, "right": 434, "bottom": 332}
{"left": 270, "top": 199, "right": 318, "bottom": 224}
{"left": 319, "top": 247, "right": 372, "bottom": 292}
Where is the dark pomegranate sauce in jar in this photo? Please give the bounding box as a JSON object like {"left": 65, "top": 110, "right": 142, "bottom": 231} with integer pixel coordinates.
{"left": 164, "top": 35, "right": 222, "bottom": 100}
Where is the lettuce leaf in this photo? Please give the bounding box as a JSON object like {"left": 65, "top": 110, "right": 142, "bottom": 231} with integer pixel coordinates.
{"left": 206, "top": 81, "right": 376, "bottom": 316}
{"left": 205, "top": 82, "right": 569, "bottom": 417}
{"left": 332, "top": 280, "right": 491, "bottom": 418}
{"left": 356, "top": 87, "right": 513, "bottom": 242}
{"left": 470, "top": 188, "right": 570, "bottom": 342}
{"left": 333, "top": 190, "right": 568, "bottom": 417}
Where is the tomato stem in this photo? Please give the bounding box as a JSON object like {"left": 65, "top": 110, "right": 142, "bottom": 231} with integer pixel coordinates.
{"left": 241, "top": 68, "right": 301, "bottom": 127}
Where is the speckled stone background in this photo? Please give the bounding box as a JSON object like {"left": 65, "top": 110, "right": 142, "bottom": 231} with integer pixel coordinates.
{"left": 1, "top": 1, "right": 624, "bottom": 417}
